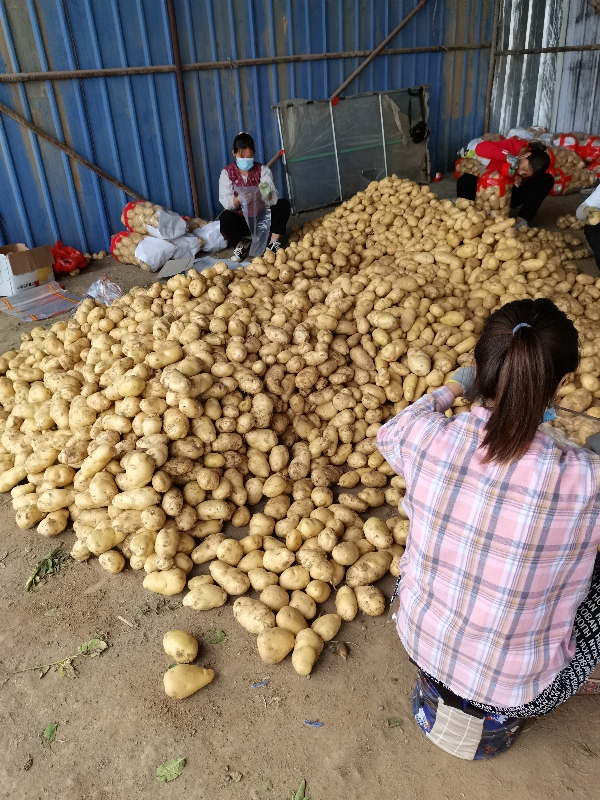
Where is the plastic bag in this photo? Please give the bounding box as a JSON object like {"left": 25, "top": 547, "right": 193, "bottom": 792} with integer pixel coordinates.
{"left": 199, "top": 220, "right": 227, "bottom": 253}
{"left": 237, "top": 185, "right": 271, "bottom": 257}
{"left": 83, "top": 274, "right": 123, "bottom": 306}
{"left": 169, "top": 233, "right": 201, "bottom": 260}
{"left": 146, "top": 208, "right": 187, "bottom": 239}
{"left": 50, "top": 240, "right": 86, "bottom": 275}
{"left": 134, "top": 237, "right": 176, "bottom": 272}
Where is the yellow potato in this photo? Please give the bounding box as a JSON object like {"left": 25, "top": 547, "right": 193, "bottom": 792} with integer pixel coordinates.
{"left": 336, "top": 585, "right": 358, "bottom": 621}
{"left": 143, "top": 567, "right": 187, "bottom": 595}
{"left": 163, "top": 630, "right": 198, "bottom": 663}
{"left": 311, "top": 614, "right": 342, "bottom": 642}
{"left": 233, "top": 597, "right": 276, "bottom": 634}
{"left": 257, "top": 627, "right": 295, "bottom": 664}
{"left": 163, "top": 664, "right": 214, "bottom": 698}
{"left": 182, "top": 584, "right": 227, "bottom": 611}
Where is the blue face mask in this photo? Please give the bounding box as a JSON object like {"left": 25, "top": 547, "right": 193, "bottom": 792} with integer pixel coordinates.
{"left": 236, "top": 157, "right": 254, "bottom": 171}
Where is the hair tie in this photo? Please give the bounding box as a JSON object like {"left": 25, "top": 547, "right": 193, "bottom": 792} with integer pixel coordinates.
{"left": 512, "top": 323, "right": 532, "bottom": 335}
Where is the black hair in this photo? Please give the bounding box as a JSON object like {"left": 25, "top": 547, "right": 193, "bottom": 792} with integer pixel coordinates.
{"left": 468, "top": 298, "right": 579, "bottom": 463}
{"left": 233, "top": 132, "right": 255, "bottom": 154}
{"left": 527, "top": 142, "right": 550, "bottom": 175}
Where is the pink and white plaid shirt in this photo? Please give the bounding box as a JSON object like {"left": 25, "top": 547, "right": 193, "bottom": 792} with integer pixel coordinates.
{"left": 377, "top": 386, "right": 600, "bottom": 707}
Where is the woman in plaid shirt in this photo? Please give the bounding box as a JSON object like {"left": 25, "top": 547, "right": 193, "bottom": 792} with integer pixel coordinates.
{"left": 377, "top": 298, "right": 600, "bottom": 759}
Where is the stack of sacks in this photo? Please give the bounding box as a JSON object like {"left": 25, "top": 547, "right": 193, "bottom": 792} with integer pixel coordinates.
{"left": 110, "top": 202, "right": 207, "bottom": 272}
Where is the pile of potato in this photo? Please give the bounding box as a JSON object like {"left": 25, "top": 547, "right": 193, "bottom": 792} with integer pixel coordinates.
{"left": 121, "top": 201, "right": 167, "bottom": 235}
{"left": 455, "top": 157, "right": 483, "bottom": 178}
{"left": 557, "top": 214, "right": 585, "bottom": 230}
{"left": 185, "top": 217, "right": 209, "bottom": 233}
{"left": 2, "top": 176, "right": 600, "bottom": 675}
{"left": 110, "top": 232, "right": 153, "bottom": 271}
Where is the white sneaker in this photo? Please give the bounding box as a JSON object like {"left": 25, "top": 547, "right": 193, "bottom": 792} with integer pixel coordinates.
{"left": 231, "top": 244, "right": 246, "bottom": 263}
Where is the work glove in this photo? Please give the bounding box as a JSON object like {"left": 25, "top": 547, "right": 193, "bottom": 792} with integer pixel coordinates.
{"left": 258, "top": 182, "right": 271, "bottom": 200}
{"left": 445, "top": 366, "right": 476, "bottom": 395}
{"left": 585, "top": 432, "right": 600, "bottom": 455}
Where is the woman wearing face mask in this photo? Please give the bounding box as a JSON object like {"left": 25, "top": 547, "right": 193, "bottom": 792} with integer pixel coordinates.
{"left": 457, "top": 138, "right": 553, "bottom": 226}
{"left": 219, "top": 131, "right": 291, "bottom": 262}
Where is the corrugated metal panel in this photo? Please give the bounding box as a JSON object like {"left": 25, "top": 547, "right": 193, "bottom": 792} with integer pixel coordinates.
{"left": 490, "top": 0, "right": 566, "bottom": 134}
{"left": 555, "top": 0, "right": 600, "bottom": 133}
{"left": 0, "top": 0, "right": 494, "bottom": 253}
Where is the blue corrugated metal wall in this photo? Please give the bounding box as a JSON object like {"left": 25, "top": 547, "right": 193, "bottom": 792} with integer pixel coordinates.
{"left": 0, "top": 0, "right": 493, "bottom": 253}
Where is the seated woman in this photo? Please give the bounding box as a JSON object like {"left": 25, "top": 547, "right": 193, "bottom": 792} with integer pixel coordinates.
{"left": 457, "top": 138, "right": 553, "bottom": 226}
{"left": 377, "top": 298, "right": 600, "bottom": 760}
{"left": 219, "top": 131, "right": 291, "bottom": 262}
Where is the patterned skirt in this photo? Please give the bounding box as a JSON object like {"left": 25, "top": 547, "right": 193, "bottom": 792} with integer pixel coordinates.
{"left": 412, "top": 670, "right": 523, "bottom": 760}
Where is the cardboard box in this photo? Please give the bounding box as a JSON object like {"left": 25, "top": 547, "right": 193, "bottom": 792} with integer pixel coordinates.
{"left": 0, "top": 244, "right": 54, "bottom": 296}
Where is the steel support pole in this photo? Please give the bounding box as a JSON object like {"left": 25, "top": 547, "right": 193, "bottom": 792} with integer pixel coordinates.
{"left": 329, "top": 0, "right": 429, "bottom": 103}
{"left": 0, "top": 99, "right": 145, "bottom": 200}
{"left": 0, "top": 44, "right": 491, "bottom": 83}
{"left": 166, "top": 0, "right": 200, "bottom": 218}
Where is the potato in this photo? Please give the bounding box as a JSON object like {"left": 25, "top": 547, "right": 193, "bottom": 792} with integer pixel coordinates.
{"left": 276, "top": 564, "right": 309, "bottom": 591}
{"left": 305, "top": 580, "right": 331, "bottom": 603}
{"left": 143, "top": 567, "right": 186, "bottom": 595}
{"left": 187, "top": 575, "right": 214, "bottom": 588}
{"left": 311, "top": 614, "right": 342, "bottom": 642}
{"left": 363, "top": 517, "right": 394, "bottom": 549}
{"left": 163, "top": 664, "right": 214, "bottom": 698}
{"left": 248, "top": 568, "right": 279, "bottom": 591}
{"left": 257, "top": 627, "right": 295, "bottom": 664}
{"left": 260, "top": 584, "right": 290, "bottom": 611}
{"left": 209, "top": 560, "right": 250, "bottom": 595}
{"left": 237, "top": 550, "right": 264, "bottom": 573}
{"left": 354, "top": 585, "right": 385, "bottom": 616}
{"left": 336, "top": 585, "right": 358, "bottom": 621}
{"left": 276, "top": 605, "right": 308, "bottom": 635}
{"left": 163, "top": 630, "right": 198, "bottom": 663}
{"left": 289, "top": 590, "right": 317, "bottom": 620}
{"left": 216, "top": 539, "right": 244, "bottom": 566}
{"left": 295, "top": 627, "right": 324, "bottom": 657}
{"left": 262, "top": 547, "right": 295, "bottom": 574}
{"left": 182, "top": 584, "right": 227, "bottom": 611}
{"left": 98, "top": 549, "right": 126, "bottom": 574}
{"left": 331, "top": 541, "right": 360, "bottom": 566}
{"left": 233, "top": 597, "right": 276, "bottom": 634}
{"left": 37, "top": 508, "right": 69, "bottom": 537}
{"left": 292, "top": 644, "right": 318, "bottom": 676}
{"left": 346, "top": 551, "right": 393, "bottom": 587}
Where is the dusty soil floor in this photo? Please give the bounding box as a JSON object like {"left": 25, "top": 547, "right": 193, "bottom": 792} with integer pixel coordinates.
{"left": 1, "top": 178, "right": 600, "bottom": 800}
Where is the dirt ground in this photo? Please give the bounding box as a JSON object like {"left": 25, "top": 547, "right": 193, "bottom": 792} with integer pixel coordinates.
{"left": 1, "top": 178, "right": 600, "bottom": 800}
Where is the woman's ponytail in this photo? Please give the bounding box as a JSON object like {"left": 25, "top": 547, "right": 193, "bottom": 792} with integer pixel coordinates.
{"left": 470, "top": 299, "right": 579, "bottom": 464}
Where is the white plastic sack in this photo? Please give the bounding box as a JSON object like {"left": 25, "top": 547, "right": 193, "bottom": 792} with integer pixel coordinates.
{"left": 134, "top": 237, "right": 176, "bottom": 272}
{"left": 198, "top": 220, "right": 227, "bottom": 252}
{"left": 146, "top": 208, "right": 187, "bottom": 239}
{"left": 169, "top": 233, "right": 201, "bottom": 260}
{"left": 507, "top": 127, "right": 533, "bottom": 140}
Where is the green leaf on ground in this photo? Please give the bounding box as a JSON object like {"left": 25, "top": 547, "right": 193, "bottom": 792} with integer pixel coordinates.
{"left": 387, "top": 717, "right": 403, "bottom": 728}
{"left": 292, "top": 779, "right": 310, "bottom": 800}
{"left": 42, "top": 722, "right": 57, "bottom": 746}
{"left": 156, "top": 757, "right": 186, "bottom": 782}
{"left": 14, "top": 638, "right": 108, "bottom": 680}
{"left": 77, "top": 638, "right": 108, "bottom": 658}
{"left": 206, "top": 628, "right": 227, "bottom": 644}
{"left": 26, "top": 547, "right": 70, "bottom": 592}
